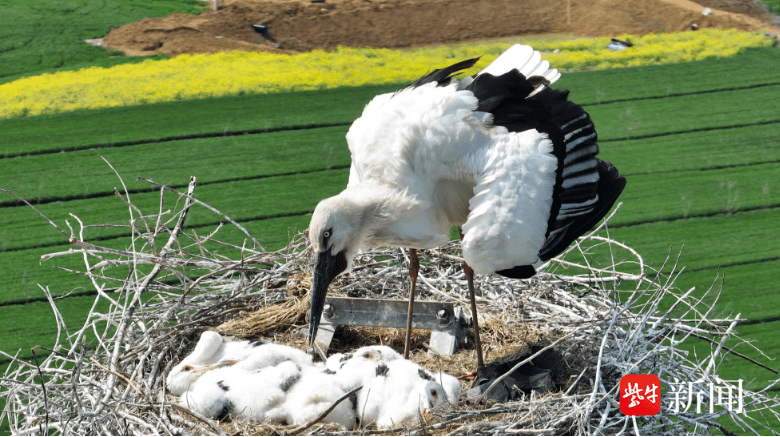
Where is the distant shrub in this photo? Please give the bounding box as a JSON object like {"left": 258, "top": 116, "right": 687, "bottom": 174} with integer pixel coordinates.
{"left": 0, "top": 29, "right": 771, "bottom": 119}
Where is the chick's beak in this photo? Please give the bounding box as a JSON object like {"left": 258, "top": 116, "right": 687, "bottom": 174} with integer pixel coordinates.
{"left": 308, "top": 249, "right": 348, "bottom": 345}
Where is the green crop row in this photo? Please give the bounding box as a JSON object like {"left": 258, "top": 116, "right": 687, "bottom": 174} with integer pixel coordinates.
{"left": 0, "top": 213, "right": 314, "bottom": 305}
{"left": 3, "top": 47, "right": 778, "bottom": 159}
{"left": 572, "top": 207, "right": 780, "bottom": 275}
{"left": 610, "top": 162, "right": 780, "bottom": 226}
{"left": 587, "top": 85, "right": 780, "bottom": 142}
{"left": 0, "top": 168, "right": 348, "bottom": 252}
{"left": 558, "top": 47, "right": 780, "bottom": 106}
{"left": 0, "top": 126, "right": 352, "bottom": 207}
{"left": 601, "top": 123, "right": 780, "bottom": 176}
{"left": 1, "top": 84, "right": 778, "bottom": 211}
{"left": 0, "top": 85, "right": 393, "bottom": 158}
{"left": 4, "top": 153, "right": 780, "bottom": 256}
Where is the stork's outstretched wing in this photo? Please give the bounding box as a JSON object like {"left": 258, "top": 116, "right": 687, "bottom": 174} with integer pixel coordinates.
{"left": 460, "top": 58, "right": 625, "bottom": 278}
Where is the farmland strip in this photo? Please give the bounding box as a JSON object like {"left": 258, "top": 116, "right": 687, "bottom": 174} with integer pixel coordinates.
{"left": 0, "top": 121, "right": 353, "bottom": 160}
{"left": 4, "top": 158, "right": 778, "bottom": 254}
{"left": 599, "top": 119, "right": 780, "bottom": 143}
{"left": 4, "top": 47, "right": 780, "bottom": 158}
{"left": 1, "top": 169, "right": 350, "bottom": 252}
{"left": 2, "top": 117, "right": 779, "bottom": 209}
{"left": 0, "top": 165, "right": 350, "bottom": 209}
{"left": 580, "top": 82, "right": 780, "bottom": 107}
{"left": 0, "top": 84, "right": 398, "bottom": 158}
{"left": 0, "top": 126, "right": 352, "bottom": 208}
{"left": 3, "top": 86, "right": 779, "bottom": 161}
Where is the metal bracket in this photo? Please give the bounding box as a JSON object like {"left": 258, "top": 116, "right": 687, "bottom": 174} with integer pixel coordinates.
{"left": 310, "top": 297, "right": 469, "bottom": 356}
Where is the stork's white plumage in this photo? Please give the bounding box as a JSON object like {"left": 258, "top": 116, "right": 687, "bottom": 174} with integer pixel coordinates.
{"left": 307, "top": 44, "right": 626, "bottom": 364}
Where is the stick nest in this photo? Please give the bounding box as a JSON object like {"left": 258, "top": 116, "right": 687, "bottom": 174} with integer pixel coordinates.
{"left": 1, "top": 176, "right": 779, "bottom": 436}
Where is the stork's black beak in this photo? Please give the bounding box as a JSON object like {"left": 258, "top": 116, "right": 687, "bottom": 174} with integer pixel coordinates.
{"left": 309, "top": 249, "right": 348, "bottom": 345}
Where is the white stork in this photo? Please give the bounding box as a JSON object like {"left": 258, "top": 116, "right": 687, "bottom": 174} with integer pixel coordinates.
{"left": 307, "top": 45, "right": 626, "bottom": 369}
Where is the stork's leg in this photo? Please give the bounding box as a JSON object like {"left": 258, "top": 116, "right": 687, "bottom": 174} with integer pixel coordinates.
{"left": 403, "top": 248, "right": 420, "bottom": 359}
{"left": 459, "top": 228, "right": 485, "bottom": 373}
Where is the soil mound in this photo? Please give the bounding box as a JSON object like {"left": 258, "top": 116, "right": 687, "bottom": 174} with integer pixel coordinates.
{"left": 103, "top": 0, "right": 779, "bottom": 57}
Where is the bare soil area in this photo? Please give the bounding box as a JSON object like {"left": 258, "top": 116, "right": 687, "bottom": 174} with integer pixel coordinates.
{"left": 103, "top": 0, "right": 779, "bottom": 56}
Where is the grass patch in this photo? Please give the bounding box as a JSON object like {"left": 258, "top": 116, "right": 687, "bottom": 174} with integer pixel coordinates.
{"left": 0, "top": 295, "right": 112, "bottom": 364}
{"left": 586, "top": 85, "right": 780, "bottom": 141}
{"left": 610, "top": 162, "right": 780, "bottom": 226}
{"left": 600, "top": 123, "right": 780, "bottom": 176}
{"left": 558, "top": 46, "right": 780, "bottom": 105}
{"left": 0, "top": 0, "right": 206, "bottom": 85}
{"left": 0, "top": 126, "right": 352, "bottom": 206}
{"left": 0, "top": 84, "right": 396, "bottom": 157}
{"left": 0, "top": 213, "right": 314, "bottom": 305}
{"left": 674, "top": 261, "right": 780, "bottom": 322}
{"left": 762, "top": 0, "right": 780, "bottom": 14}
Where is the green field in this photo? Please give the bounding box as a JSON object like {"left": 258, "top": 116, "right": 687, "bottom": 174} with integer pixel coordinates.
{"left": 2, "top": 6, "right": 780, "bottom": 432}
{"left": 3, "top": 47, "right": 780, "bottom": 359}
{"left": 0, "top": 0, "right": 207, "bottom": 85}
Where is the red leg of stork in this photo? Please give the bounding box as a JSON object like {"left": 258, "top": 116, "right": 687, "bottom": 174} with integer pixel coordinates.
{"left": 403, "top": 248, "right": 420, "bottom": 359}
{"left": 459, "top": 228, "right": 485, "bottom": 373}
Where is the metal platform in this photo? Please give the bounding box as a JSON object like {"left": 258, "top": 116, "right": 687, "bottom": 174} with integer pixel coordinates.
{"left": 309, "top": 296, "right": 470, "bottom": 357}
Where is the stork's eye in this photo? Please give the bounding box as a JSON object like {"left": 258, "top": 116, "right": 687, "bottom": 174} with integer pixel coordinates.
{"left": 323, "top": 231, "right": 331, "bottom": 238}
{"left": 183, "top": 365, "right": 193, "bottom": 371}
{"left": 363, "top": 352, "right": 371, "bottom": 358}
{"left": 431, "top": 389, "right": 438, "bottom": 398}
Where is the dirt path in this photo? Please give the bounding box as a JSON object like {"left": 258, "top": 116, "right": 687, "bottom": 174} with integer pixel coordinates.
{"left": 103, "top": 0, "right": 779, "bottom": 57}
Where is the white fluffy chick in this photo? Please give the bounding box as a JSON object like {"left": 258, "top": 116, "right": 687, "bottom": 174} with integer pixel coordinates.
{"left": 167, "top": 331, "right": 260, "bottom": 395}
{"left": 333, "top": 353, "right": 391, "bottom": 393}
{"left": 356, "top": 359, "right": 449, "bottom": 427}
{"left": 375, "top": 381, "right": 446, "bottom": 428}
{"left": 179, "top": 361, "right": 301, "bottom": 421}
{"left": 327, "top": 345, "right": 402, "bottom": 372}
{"left": 431, "top": 370, "right": 462, "bottom": 403}
{"left": 177, "top": 365, "right": 233, "bottom": 420}
{"left": 352, "top": 345, "right": 403, "bottom": 362}
{"left": 234, "top": 343, "right": 318, "bottom": 372}
{"left": 227, "top": 361, "right": 302, "bottom": 421}
{"left": 275, "top": 366, "right": 357, "bottom": 429}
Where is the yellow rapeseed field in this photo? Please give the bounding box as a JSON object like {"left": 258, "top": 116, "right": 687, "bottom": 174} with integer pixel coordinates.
{"left": 0, "top": 29, "right": 771, "bottom": 118}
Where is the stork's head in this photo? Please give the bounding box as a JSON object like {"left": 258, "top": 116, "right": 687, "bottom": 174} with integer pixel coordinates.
{"left": 307, "top": 185, "right": 418, "bottom": 345}
{"left": 307, "top": 194, "right": 365, "bottom": 345}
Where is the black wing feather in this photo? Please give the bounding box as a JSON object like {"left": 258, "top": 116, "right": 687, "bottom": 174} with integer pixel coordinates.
{"left": 464, "top": 70, "right": 626, "bottom": 278}
{"left": 405, "top": 57, "right": 480, "bottom": 89}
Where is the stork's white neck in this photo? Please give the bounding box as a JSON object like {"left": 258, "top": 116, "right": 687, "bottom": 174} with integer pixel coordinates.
{"left": 337, "top": 184, "right": 449, "bottom": 250}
